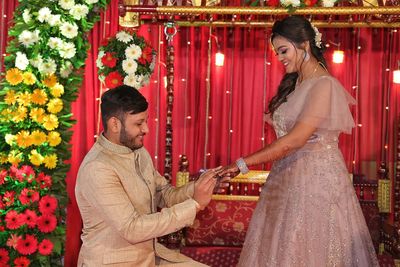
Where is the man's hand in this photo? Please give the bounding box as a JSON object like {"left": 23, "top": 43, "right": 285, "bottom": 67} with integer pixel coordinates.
{"left": 193, "top": 169, "right": 218, "bottom": 211}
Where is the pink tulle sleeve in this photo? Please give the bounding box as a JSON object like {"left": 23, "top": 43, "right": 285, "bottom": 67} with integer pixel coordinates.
{"left": 297, "top": 77, "right": 356, "bottom": 134}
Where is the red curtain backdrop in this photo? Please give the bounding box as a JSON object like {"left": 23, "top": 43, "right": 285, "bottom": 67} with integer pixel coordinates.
{"left": 1, "top": 1, "right": 399, "bottom": 266}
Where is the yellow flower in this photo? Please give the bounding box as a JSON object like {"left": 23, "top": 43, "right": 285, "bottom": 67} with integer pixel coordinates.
{"left": 8, "top": 150, "right": 23, "bottom": 165}
{"left": 48, "top": 131, "right": 62, "bottom": 147}
{"left": 0, "top": 153, "right": 8, "bottom": 164}
{"left": 31, "top": 130, "right": 47, "bottom": 146}
{"left": 30, "top": 107, "right": 46, "bottom": 123}
{"left": 43, "top": 154, "right": 57, "bottom": 169}
{"left": 5, "top": 134, "right": 15, "bottom": 145}
{"left": 23, "top": 72, "right": 37, "bottom": 85}
{"left": 29, "top": 149, "right": 43, "bottom": 166}
{"left": 50, "top": 83, "right": 64, "bottom": 97}
{"left": 17, "top": 91, "right": 31, "bottom": 106}
{"left": 31, "top": 89, "right": 48, "bottom": 105}
{"left": 6, "top": 68, "right": 23, "bottom": 85}
{"left": 4, "top": 90, "right": 17, "bottom": 105}
{"left": 42, "top": 114, "right": 59, "bottom": 130}
{"left": 42, "top": 74, "right": 57, "bottom": 88}
{"left": 47, "top": 98, "right": 63, "bottom": 114}
{"left": 1, "top": 108, "right": 12, "bottom": 122}
{"left": 12, "top": 106, "right": 28, "bottom": 123}
{"left": 15, "top": 130, "right": 32, "bottom": 148}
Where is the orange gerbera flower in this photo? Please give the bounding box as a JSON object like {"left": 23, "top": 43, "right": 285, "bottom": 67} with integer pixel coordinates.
{"left": 42, "top": 74, "right": 57, "bottom": 88}
{"left": 6, "top": 68, "right": 23, "bottom": 85}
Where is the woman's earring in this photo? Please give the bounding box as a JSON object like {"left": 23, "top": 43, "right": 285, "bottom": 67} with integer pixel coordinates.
{"left": 304, "top": 51, "right": 310, "bottom": 62}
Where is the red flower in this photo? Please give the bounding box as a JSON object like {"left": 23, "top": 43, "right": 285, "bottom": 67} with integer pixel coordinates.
{"left": 0, "top": 225, "right": 4, "bottom": 232}
{"left": 20, "top": 165, "right": 35, "bottom": 182}
{"left": 19, "top": 188, "right": 40, "bottom": 205}
{"left": 105, "top": 71, "right": 123, "bottom": 89}
{"left": 37, "top": 214, "right": 57, "bottom": 233}
{"left": 39, "top": 195, "right": 58, "bottom": 214}
{"left": 14, "top": 256, "right": 30, "bottom": 267}
{"left": 0, "top": 196, "right": 5, "bottom": 210}
{"left": 7, "top": 234, "right": 20, "bottom": 249}
{"left": 0, "top": 169, "right": 7, "bottom": 185}
{"left": 100, "top": 38, "right": 109, "bottom": 47}
{"left": 267, "top": 0, "right": 280, "bottom": 6}
{"left": 304, "top": 0, "right": 318, "bottom": 6}
{"left": 23, "top": 209, "right": 37, "bottom": 228}
{"left": 36, "top": 172, "right": 52, "bottom": 189}
{"left": 3, "top": 191, "right": 15, "bottom": 207}
{"left": 101, "top": 52, "right": 117, "bottom": 68}
{"left": 5, "top": 210, "right": 22, "bottom": 230}
{"left": 9, "top": 165, "right": 19, "bottom": 178}
{"left": 38, "top": 239, "right": 54, "bottom": 255}
{"left": 138, "top": 46, "right": 153, "bottom": 65}
{"left": 0, "top": 248, "right": 9, "bottom": 265}
{"left": 16, "top": 234, "right": 38, "bottom": 255}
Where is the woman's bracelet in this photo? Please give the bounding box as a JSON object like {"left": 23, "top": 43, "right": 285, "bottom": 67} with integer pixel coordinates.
{"left": 236, "top": 157, "right": 249, "bottom": 174}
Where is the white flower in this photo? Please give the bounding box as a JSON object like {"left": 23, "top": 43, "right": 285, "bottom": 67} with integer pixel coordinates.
{"left": 59, "top": 0, "right": 75, "bottom": 10}
{"left": 59, "top": 42, "right": 76, "bottom": 59}
{"left": 30, "top": 55, "right": 43, "bottom": 68}
{"left": 60, "top": 22, "right": 78, "bottom": 39}
{"left": 321, "top": 0, "right": 336, "bottom": 6}
{"left": 60, "top": 61, "right": 73, "bottom": 78}
{"left": 38, "top": 7, "right": 52, "bottom": 23}
{"left": 38, "top": 58, "right": 57, "bottom": 75}
{"left": 116, "top": 31, "right": 133, "bottom": 43}
{"left": 32, "top": 30, "right": 40, "bottom": 43}
{"left": 18, "top": 30, "right": 37, "bottom": 47}
{"left": 280, "top": 0, "right": 301, "bottom": 6}
{"left": 48, "top": 14, "right": 62, "bottom": 27}
{"left": 69, "top": 4, "right": 89, "bottom": 20}
{"left": 98, "top": 75, "right": 105, "bottom": 83}
{"left": 15, "top": 52, "right": 29, "bottom": 70}
{"left": 125, "top": 44, "right": 142, "bottom": 60}
{"left": 48, "top": 37, "right": 63, "bottom": 49}
{"left": 85, "top": 0, "right": 99, "bottom": 4}
{"left": 96, "top": 50, "right": 105, "bottom": 69}
{"left": 122, "top": 59, "right": 138, "bottom": 74}
{"left": 22, "top": 9, "right": 32, "bottom": 23}
{"left": 124, "top": 74, "right": 141, "bottom": 89}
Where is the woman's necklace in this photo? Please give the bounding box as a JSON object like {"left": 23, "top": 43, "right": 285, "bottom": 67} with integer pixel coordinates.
{"left": 297, "top": 64, "right": 318, "bottom": 85}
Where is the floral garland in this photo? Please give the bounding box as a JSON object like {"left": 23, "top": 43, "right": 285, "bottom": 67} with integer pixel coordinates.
{"left": 96, "top": 30, "right": 156, "bottom": 90}
{"left": 247, "top": 0, "right": 338, "bottom": 8}
{"left": 0, "top": 0, "right": 110, "bottom": 266}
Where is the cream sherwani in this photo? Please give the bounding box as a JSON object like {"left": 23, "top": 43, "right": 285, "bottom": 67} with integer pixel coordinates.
{"left": 75, "top": 134, "right": 206, "bottom": 266}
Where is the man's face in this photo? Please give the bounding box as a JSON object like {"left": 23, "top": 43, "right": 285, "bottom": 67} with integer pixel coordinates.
{"left": 118, "top": 110, "right": 149, "bottom": 150}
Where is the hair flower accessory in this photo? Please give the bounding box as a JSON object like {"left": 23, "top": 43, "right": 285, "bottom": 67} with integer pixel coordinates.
{"left": 312, "top": 25, "right": 322, "bottom": 48}
{"left": 97, "top": 31, "right": 156, "bottom": 90}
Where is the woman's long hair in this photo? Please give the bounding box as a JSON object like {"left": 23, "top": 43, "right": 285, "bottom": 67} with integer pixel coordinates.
{"left": 268, "top": 16, "right": 327, "bottom": 115}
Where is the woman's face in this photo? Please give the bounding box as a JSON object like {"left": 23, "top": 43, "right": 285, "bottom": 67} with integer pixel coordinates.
{"left": 272, "top": 35, "right": 305, "bottom": 74}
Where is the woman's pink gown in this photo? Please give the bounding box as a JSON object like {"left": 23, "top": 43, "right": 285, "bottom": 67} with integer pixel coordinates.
{"left": 238, "top": 76, "right": 379, "bottom": 267}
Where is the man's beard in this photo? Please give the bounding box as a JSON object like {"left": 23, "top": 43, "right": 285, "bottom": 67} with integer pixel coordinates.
{"left": 119, "top": 127, "right": 143, "bottom": 151}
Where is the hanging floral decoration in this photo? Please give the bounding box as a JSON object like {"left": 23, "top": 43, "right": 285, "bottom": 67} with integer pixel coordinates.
{"left": 0, "top": 0, "right": 111, "bottom": 266}
{"left": 96, "top": 30, "right": 156, "bottom": 89}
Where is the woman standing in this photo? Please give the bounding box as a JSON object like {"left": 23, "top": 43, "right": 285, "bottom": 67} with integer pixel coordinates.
{"left": 221, "top": 16, "right": 378, "bottom": 266}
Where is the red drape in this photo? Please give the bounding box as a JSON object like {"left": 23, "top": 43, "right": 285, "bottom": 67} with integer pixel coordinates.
{"left": 1, "top": 1, "right": 399, "bottom": 266}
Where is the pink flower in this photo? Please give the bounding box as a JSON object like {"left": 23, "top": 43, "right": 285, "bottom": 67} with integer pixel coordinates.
{"left": 38, "top": 239, "right": 53, "bottom": 255}
{"left": 16, "top": 234, "right": 38, "bottom": 255}
{"left": 39, "top": 195, "right": 58, "bottom": 214}
{"left": 6, "top": 234, "right": 21, "bottom": 249}
{"left": 20, "top": 165, "right": 35, "bottom": 182}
